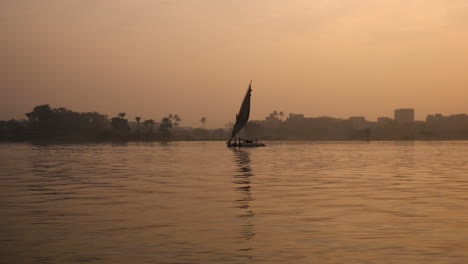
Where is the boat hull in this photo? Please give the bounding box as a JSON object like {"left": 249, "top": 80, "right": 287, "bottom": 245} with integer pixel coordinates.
{"left": 226, "top": 142, "right": 266, "bottom": 148}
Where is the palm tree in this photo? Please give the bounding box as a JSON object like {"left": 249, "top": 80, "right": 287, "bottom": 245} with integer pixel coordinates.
{"left": 135, "top": 117, "right": 141, "bottom": 136}
{"left": 200, "top": 117, "right": 207, "bottom": 129}
{"left": 159, "top": 117, "right": 173, "bottom": 140}
{"left": 118, "top": 112, "right": 126, "bottom": 119}
{"left": 272, "top": 111, "right": 278, "bottom": 119}
{"left": 168, "top": 114, "right": 173, "bottom": 122}
{"left": 279, "top": 111, "right": 284, "bottom": 121}
{"left": 144, "top": 119, "right": 155, "bottom": 133}
{"left": 161, "top": 117, "right": 172, "bottom": 128}
{"left": 173, "top": 114, "right": 181, "bottom": 127}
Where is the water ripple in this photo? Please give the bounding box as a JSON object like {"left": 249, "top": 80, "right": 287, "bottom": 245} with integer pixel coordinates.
{"left": 2, "top": 141, "right": 468, "bottom": 263}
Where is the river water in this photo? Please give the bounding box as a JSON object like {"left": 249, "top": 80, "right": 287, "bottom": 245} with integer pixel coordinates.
{"left": 1, "top": 141, "right": 468, "bottom": 263}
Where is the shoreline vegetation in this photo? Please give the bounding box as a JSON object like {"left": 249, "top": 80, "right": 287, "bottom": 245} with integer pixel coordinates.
{"left": 0, "top": 105, "right": 228, "bottom": 143}
{"left": 2, "top": 104, "right": 468, "bottom": 143}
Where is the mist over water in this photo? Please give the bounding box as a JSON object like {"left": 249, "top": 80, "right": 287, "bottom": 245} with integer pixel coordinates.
{"left": 2, "top": 141, "right": 468, "bottom": 263}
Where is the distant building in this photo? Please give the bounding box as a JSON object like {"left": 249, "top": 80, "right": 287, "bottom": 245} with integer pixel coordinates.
{"left": 349, "top": 116, "right": 367, "bottom": 129}
{"left": 426, "top": 113, "right": 443, "bottom": 122}
{"left": 425, "top": 113, "right": 468, "bottom": 139}
{"left": 426, "top": 115, "right": 435, "bottom": 122}
{"left": 426, "top": 113, "right": 468, "bottom": 125}
{"left": 287, "top": 113, "right": 304, "bottom": 121}
{"left": 394, "top": 109, "right": 414, "bottom": 123}
{"left": 377, "top": 117, "right": 393, "bottom": 125}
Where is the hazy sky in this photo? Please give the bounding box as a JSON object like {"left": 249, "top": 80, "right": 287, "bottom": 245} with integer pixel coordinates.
{"left": 1, "top": 0, "right": 468, "bottom": 127}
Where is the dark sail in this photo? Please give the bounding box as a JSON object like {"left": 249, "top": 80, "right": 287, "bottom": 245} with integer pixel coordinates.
{"left": 229, "top": 81, "right": 252, "bottom": 141}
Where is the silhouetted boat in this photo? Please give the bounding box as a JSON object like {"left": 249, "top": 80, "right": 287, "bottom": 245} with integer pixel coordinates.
{"left": 227, "top": 81, "right": 265, "bottom": 148}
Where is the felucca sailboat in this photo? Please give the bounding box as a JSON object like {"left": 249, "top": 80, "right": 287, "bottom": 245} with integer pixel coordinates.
{"left": 227, "top": 81, "right": 265, "bottom": 147}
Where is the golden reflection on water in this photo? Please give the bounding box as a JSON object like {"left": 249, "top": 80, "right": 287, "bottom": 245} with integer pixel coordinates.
{"left": 232, "top": 148, "right": 255, "bottom": 258}
{"left": 2, "top": 141, "right": 468, "bottom": 263}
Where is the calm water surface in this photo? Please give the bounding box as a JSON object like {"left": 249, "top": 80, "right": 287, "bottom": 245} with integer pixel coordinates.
{"left": 2, "top": 141, "right": 468, "bottom": 263}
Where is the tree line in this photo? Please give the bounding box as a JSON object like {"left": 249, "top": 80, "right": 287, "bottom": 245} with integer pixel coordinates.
{"left": 0, "top": 104, "right": 226, "bottom": 142}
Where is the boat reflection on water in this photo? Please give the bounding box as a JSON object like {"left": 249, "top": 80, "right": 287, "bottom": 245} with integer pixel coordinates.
{"left": 231, "top": 148, "right": 255, "bottom": 255}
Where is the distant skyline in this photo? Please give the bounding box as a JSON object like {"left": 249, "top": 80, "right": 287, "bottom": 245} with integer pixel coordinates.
{"left": 2, "top": 0, "right": 468, "bottom": 128}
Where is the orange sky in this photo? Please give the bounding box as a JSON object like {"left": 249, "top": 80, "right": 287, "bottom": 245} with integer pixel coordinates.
{"left": 1, "top": 0, "right": 468, "bottom": 128}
